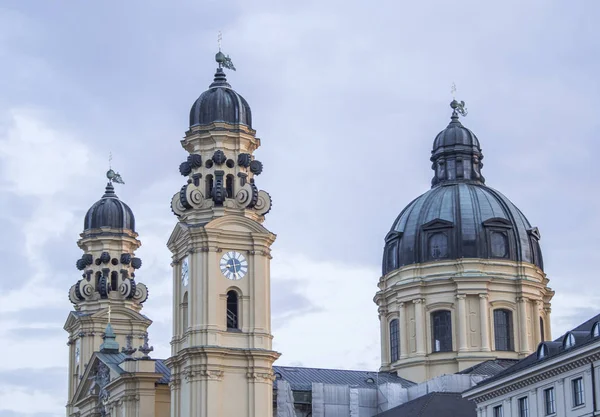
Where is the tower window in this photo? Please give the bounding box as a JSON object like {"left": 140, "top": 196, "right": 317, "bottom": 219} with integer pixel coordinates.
{"left": 490, "top": 231, "right": 509, "bottom": 258}
{"left": 205, "top": 174, "right": 214, "bottom": 197}
{"left": 428, "top": 233, "right": 448, "bottom": 260}
{"left": 431, "top": 310, "right": 452, "bottom": 352}
{"left": 389, "top": 319, "right": 399, "bottom": 362}
{"left": 494, "top": 309, "right": 514, "bottom": 351}
{"left": 226, "top": 174, "right": 234, "bottom": 198}
{"left": 226, "top": 290, "right": 239, "bottom": 330}
{"left": 540, "top": 317, "right": 545, "bottom": 342}
{"left": 182, "top": 292, "right": 188, "bottom": 333}
{"left": 110, "top": 271, "right": 118, "bottom": 291}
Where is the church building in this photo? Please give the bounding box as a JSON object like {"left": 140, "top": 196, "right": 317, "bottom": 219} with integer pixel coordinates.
{"left": 63, "top": 50, "right": 559, "bottom": 417}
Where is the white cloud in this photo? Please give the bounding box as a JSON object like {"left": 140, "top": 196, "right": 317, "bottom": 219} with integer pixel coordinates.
{"left": 0, "top": 385, "right": 63, "bottom": 416}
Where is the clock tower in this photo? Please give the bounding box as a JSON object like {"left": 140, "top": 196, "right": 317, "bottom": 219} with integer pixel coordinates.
{"left": 165, "top": 52, "right": 279, "bottom": 417}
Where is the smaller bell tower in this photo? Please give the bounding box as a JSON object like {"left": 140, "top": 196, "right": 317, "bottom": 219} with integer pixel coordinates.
{"left": 64, "top": 171, "right": 151, "bottom": 415}
{"left": 165, "top": 49, "right": 279, "bottom": 417}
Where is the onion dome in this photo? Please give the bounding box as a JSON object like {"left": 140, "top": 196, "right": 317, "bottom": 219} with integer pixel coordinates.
{"left": 382, "top": 101, "right": 543, "bottom": 275}
{"left": 84, "top": 183, "right": 135, "bottom": 232}
{"left": 189, "top": 52, "right": 252, "bottom": 128}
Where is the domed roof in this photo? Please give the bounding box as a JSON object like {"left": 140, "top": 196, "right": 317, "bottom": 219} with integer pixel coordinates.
{"left": 84, "top": 183, "right": 135, "bottom": 232}
{"left": 382, "top": 101, "right": 543, "bottom": 275}
{"left": 189, "top": 68, "right": 252, "bottom": 128}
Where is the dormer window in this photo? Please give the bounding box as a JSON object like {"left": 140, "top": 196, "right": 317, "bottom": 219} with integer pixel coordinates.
{"left": 564, "top": 333, "right": 576, "bottom": 349}
{"left": 593, "top": 322, "right": 600, "bottom": 338}
{"left": 537, "top": 343, "right": 548, "bottom": 360}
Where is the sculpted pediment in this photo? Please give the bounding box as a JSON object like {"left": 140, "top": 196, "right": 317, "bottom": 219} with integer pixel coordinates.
{"left": 421, "top": 218, "right": 454, "bottom": 231}
{"left": 205, "top": 215, "right": 271, "bottom": 235}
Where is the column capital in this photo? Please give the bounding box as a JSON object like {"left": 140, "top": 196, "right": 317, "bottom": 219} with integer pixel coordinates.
{"left": 398, "top": 301, "right": 405, "bottom": 308}
{"left": 478, "top": 293, "right": 488, "bottom": 299}
{"left": 412, "top": 298, "right": 425, "bottom": 305}
{"left": 517, "top": 296, "right": 529, "bottom": 303}
{"left": 456, "top": 294, "right": 467, "bottom": 300}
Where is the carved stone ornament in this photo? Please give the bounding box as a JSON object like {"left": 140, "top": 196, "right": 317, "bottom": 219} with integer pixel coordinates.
{"left": 249, "top": 160, "right": 263, "bottom": 175}
{"left": 235, "top": 183, "right": 258, "bottom": 209}
{"left": 237, "top": 153, "right": 251, "bottom": 167}
{"left": 132, "top": 282, "right": 148, "bottom": 303}
{"left": 179, "top": 161, "right": 192, "bottom": 176}
{"left": 187, "top": 153, "right": 202, "bottom": 168}
{"left": 131, "top": 257, "right": 142, "bottom": 269}
{"left": 89, "top": 362, "right": 111, "bottom": 417}
{"left": 212, "top": 150, "right": 227, "bottom": 165}
{"left": 99, "top": 252, "right": 111, "bottom": 264}
{"left": 254, "top": 190, "right": 272, "bottom": 216}
{"left": 120, "top": 253, "right": 131, "bottom": 265}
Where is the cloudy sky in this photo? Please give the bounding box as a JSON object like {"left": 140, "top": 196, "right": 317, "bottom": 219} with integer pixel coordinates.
{"left": 1, "top": 1, "right": 600, "bottom": 416}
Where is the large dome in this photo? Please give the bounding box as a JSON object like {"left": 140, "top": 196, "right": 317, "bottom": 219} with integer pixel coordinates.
{"left": 382, "top": 101, "right": 543, "bottom": 275}
{"left": 189, "top": 68, "right": 252, "bottom": 128}
{"left": 84, "top": 183, "right": 135, "bottom": 232}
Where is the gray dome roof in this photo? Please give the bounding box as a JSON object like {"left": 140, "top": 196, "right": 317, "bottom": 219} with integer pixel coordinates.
{"left": 189, "top": 68, "right": 252, "bottom": 128}
{"left": 84, "top": 183, "right": 135, "bottom": 232}
{"left": 382, "top": 101, "right": 543, "bottom": 275}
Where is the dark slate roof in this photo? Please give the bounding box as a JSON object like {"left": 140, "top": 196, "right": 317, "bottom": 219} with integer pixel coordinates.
{"left": 382, "top": 183, "right": 544, "bottom": 274}
{"left": 95, "top": 353, "right": 170, "bottom": 385}
{"left": 468, "top": 312, "right": 600, "bottom": 391}
{"left": 457, "top": 359, "right": 519, "bottom": 377}
{"left": 273, "top": 366, "right": 415, "bottom": 391}
{"left": 382, "top": 103, "right": 544, "bottom": 275}
{"left": 155, "top": 359, "right": 171, "bottom": 384}
{"left": 374, "top": 392, "right": 476, "bottom": 417}
{"left": 189, "top": 68, "right": 252, "bottom": 128}
{"left": 84, "top": 183, "right": 135, "bottom": 232}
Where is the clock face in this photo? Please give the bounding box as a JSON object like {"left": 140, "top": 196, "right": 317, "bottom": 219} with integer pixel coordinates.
{"left": 220, "top": 251, "right": 248, "bottom": 280}
{"left": 181, "top": 257, "right": 189, "bottom": 286}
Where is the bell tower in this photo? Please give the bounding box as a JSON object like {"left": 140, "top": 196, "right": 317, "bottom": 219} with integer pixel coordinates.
{"left": 165, "top": 51, "right": 279, "bottom": 417}
{"left": 64, "top": 171, "right": 151, "bottom": 415}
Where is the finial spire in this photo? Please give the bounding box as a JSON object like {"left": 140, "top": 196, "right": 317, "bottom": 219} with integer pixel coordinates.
{"left": 106, "top": 155, "right": 125, "bottom": 185}
{"left": 449, "top": 83, "right": 467, "bottom": 119}
{"left": 215, "top": 32, "right": 236, "bottom": 71}
{"left": 99, "top": 322, "right": 119, "bottom": 353}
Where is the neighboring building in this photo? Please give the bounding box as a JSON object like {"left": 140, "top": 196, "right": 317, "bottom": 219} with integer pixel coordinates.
{"left": 374, "top": 392, "right": 476, "bottom": 417}
{"left": 62, "top": 50, "right": 562, "bottom": 417}
{"left": 464, "top": 313, "right": 600, "bottom": 417}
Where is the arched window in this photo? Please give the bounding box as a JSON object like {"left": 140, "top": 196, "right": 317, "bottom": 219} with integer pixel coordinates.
{"left": 182, "top": 292, "right": 188, "bottom": 333}
{"left": 431, "top": 310, "right": 452, "bottom": 352}
{"left": 540, "top": 317, "right": 545, "bottom": 342}
{"left": 389, "top": 319, "right": 399, "bottom": 362}
{"left": 205, "top": 174, "right": 214, "bottom": 197}
{"left": 429, "top": 233, "right": 448, "bottom": 260}
{"left": 563, "top": 332, "right": 575, "bottom": 349}
{"left": 110, "top": 271, "right": 118, "bottom": 291}
{"left": 593, "top": 322, "right": 600, "bottom": 338}
{"left": 227, "top": 290, "right": 239, "bottom": 330}
{"left": 226, "top": 174, "right": 234, "bottom": 198}
{"left": 494, "top": 309, "right": 513, "bottom": 351}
